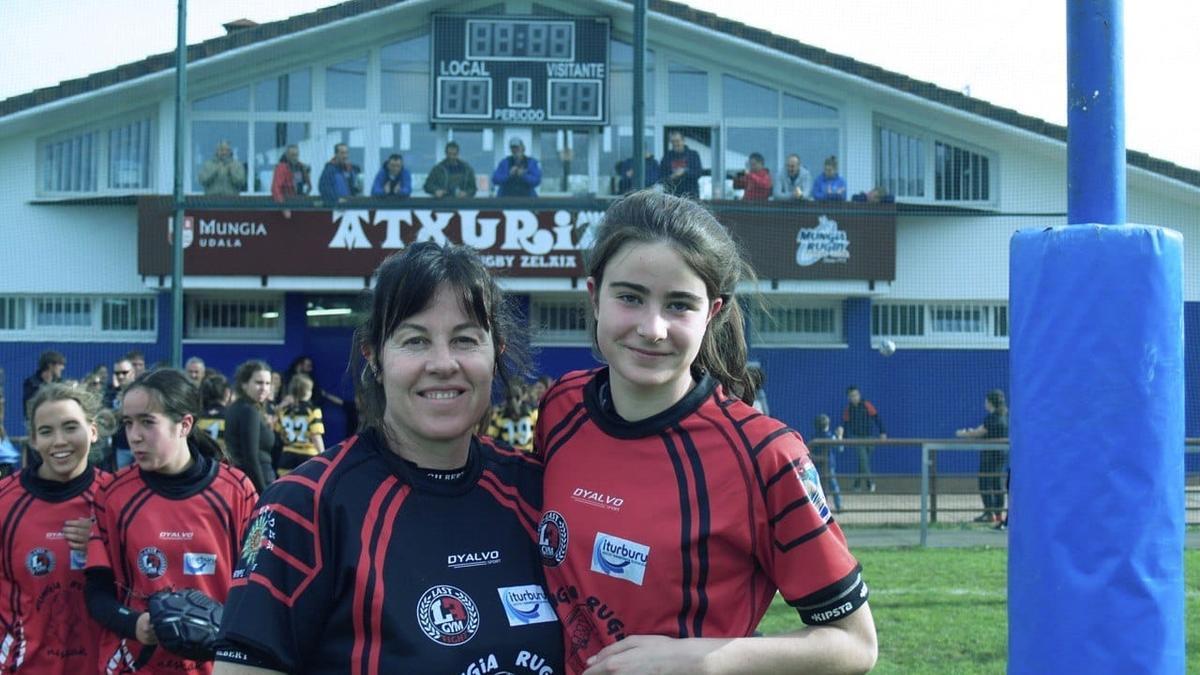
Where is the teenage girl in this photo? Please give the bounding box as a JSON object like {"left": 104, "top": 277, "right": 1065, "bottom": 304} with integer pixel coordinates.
{"left": 84, "top": 369, "right": 258, "bottom": 674}
{"left": 1, "top": 384, "right": 110, "bottom": 673}
{"left": 536, "top": 190, "right": 876, "bottom": 674}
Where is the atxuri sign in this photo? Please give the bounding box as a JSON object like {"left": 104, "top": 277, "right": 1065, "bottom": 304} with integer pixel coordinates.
{"left": 138, "top": 198, "right": 895, "bottom": 281}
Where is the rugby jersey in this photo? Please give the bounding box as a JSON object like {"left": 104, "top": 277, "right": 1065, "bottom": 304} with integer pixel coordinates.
{"left": 0, "top": 466, "right": 110, "bottom": 674}
{"left": 537, "top": 368, "right": 868, "bottom": 673}
{"left": 196, "top": 406, "right": 227, "bottom": 454}
{"left": 216, "top": 428, "right": 563, "bottom": 675}
{"left": 487, "top": 407, "right": 538, "bottom": 452}
{"left": 275, "top": 401, "right": 325, "bottom": 472}
{"left": 87, "top": 447, "right": 258, "bottom": 674}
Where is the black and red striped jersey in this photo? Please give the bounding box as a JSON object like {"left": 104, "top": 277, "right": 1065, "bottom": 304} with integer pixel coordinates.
{"left": 216, "top": 427, "right": 563, "bottom": 675}
{"left": 87, "top": 449, "right": 257, "bottom": 674}
{"left": 537, "top": 368, "right": 868, "bottom": 674}
{"left": 0, "top": 466, "right": 110, "bottom": 674}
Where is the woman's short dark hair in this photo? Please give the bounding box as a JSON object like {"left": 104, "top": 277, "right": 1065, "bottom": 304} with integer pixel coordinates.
{"left": 200, "top": 372, "right": 230, "bottom": 410}
{"left": 353, "top": 242, "right": 529, "bottom": 432}
{"left": 124, "top": 368, "right": 224, "bottom": 460}
{"left": 584, "top": 190, "right": 759, "bottom": 403}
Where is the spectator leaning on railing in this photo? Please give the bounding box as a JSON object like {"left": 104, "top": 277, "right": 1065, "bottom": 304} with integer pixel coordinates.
{"left": 424, "top": 141, "right": 477, "bottom": 198}
{"left": 371, "top": 153, "right": 412, "bottom": 198}
{"left": 198, "top": 140, "right": 247, "bottom": 196}
{"left": 318, "top": 143, "right": 362, "bottom": 204}
{"left": 491, "top": 137, "right": 542, "bottom": 197}
{"left": 774, "top": 153, "right": 813, "bottom": 200}
{"left": 740, "top": 152, "right": 773, "bottom": 201}
{"left": 812, "top": 155, "right": 848, "bottom": 201}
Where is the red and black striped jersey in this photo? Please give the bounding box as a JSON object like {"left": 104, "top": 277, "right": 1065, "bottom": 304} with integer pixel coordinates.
{"left": 537, "top": 368, "right": 868, "bottom": 674}
{"left": 0, "top": 466, "right": 110, "bottom": 674}
{"left": 216, "top": 427, "right": 563, "bottom": 675}
{"left": 87, "top": 450, "right": 257, "bottom": 674}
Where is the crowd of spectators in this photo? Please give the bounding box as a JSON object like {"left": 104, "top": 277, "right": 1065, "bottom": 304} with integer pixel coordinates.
{"left": 199, "top": 133, "right": 898, "bottom": 203}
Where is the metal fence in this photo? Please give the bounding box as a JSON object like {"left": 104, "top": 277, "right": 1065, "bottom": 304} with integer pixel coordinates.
{"left": 807, "top": 438, "right": 1200, "bottom": 546}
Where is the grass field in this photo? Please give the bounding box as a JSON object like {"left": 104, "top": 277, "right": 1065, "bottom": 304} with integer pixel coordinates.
{"left": 757, "top": 547, "right": 1200, "bottom": 673}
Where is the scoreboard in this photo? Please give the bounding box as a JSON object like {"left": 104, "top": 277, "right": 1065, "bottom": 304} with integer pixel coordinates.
{"left": 430, "top": 14, "right": 610, "bottom": 125}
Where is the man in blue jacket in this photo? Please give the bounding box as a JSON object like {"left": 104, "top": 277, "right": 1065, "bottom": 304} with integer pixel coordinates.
{"left": 318, "top": 143, "right": 361, "bottom": 204}
{"left": 811, "top": 155, "right": 848, "bottom": 201}
{"left": 491, "top": 138, "right": 542, "bottom": 197}
{"left": 659, "top": 131, "right": 703, "bottom": 198}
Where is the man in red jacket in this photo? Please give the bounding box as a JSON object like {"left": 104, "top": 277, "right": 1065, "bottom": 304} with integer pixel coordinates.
{"left": 741, "top": 152, "right": 773, "bottom": 201}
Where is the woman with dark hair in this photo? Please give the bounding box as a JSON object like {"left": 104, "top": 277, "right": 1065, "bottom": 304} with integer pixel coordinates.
{"left": 536, "top": 190, "right": 876, "bottom": 673}
{"left": 957, "top": 389, "right": 1010, "bottom": 525}
{"left": 197, "top": 372, "right": 232, "bottom": 454}
{"left": 224, "top": 361, "right": 276, "bottom": 492}
{"left": 1, "top": 384, "right": 111, "bottom": 673}
{"left": 216, "top": 243, "right": 562, "bottom": 674}
{"left": 82, "top": 369, "right": 257, "bottom": 674}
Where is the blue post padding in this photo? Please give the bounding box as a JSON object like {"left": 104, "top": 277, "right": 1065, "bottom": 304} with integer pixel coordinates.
{"left": 1008, "top": 225, "right": 1185, "bottom": 674}
{"left": 1067, "top": 0, "right": 1126, "bottom": 225}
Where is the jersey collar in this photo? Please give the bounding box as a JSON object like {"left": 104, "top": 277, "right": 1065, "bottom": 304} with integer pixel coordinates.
{"left": 20, "top": 462, "right": 97, "bottom": 502}
{"left": 584, "top": 367, "right": 717, "bottom": 439}
{"left": 366, "top": 426, "right": 483, "bottom": 496}
{"left": 140, "top": 440, "right": 218, "bottom": 500}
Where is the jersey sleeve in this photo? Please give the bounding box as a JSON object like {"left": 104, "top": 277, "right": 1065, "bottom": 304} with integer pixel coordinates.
{"left": 752, "top": 428, "right": 868, "bottom": 625}
{"left": 219, "top": 473, "right": 334, "bottom": 672}
{"left": 85, "top": 482, "right": 116, "bottom": 572}
{"left": 309, "top": 407, "right": 325, "bottom": 438}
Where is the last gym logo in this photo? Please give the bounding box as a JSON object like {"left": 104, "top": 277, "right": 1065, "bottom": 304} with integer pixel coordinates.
{"left": 416, "top": 585, "right": 480, "bottom": 646}
{"left": 538, "top": 511, "right": 569, "bottom": 567}
{"left": 137, "top": 546, "right": 167, "bottom": 579}
{"left": 26, "top": 548, "right": 54, "bottom": 576}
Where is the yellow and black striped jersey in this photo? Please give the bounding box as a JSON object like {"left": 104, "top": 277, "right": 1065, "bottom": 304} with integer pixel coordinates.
{"left": 276, "top": 401, "right": 325, "bottom": 457}
{"left": 197, "top": 405, "right": 227, "bottom": 452}
{"left": 486, "top": 407, "right": 537, "bottom": 452}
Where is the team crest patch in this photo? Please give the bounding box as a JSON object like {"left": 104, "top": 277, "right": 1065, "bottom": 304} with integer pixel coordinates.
{"left": 137, "top": 546, "right": 167, "bottom": 579}
{"left": 240, "top": 509, "right": 276, "bottom": 571}
{"left": 538, "top": 510, "right": 569, "bottom": 567}
{"left": 416, "top": 585, "right": 480, "bottom": 646}
{"left": 800, "top": 462, "right": 831, "bottom": 520}
{"left": 26, "top": 548, "right": 55, "bottom": 576}
{"left": 70, "top": 549, "right": 88, "bottom": 570}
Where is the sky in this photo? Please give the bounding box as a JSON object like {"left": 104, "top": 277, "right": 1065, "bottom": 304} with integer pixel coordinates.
{"left": 1, "top": 0, "right": 1196, "bottom": 171}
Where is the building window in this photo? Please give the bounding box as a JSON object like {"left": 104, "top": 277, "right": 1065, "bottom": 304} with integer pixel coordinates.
{"left": 326, "top": 56, "right": 368, "bottom": 110}
{"left": 41, "top": 131, "right": 99, "bottom": 193}
{"left": 107, "top": 117, "right": 154, "bottom": 190}
{"left": 304, "top": 295, "right": 365, "bottom": 328}
{"left": 877, "top": 126, "right": 925, "bottom": 198}
{"left": 751, "top": 298, "right": 842, "bottom": 345}
{"left": 381, "top": 34, "right": 430, "bottom": 114}
{"left": 722, "top": 75, "right": 777, "bottom": 118}
{"left": 253, "top": 122, "right": 310, "bottom": 193}
{"left": 254, "top": 69, "right": 312, "bottom": 112}
{"left": 783, "top": 93, "right": 838, "bottom": 119}
{"left": 872, "top": 302, "right": 1007, "bottom": 346}
{"left": 0, "top": 295, "right": 157, "bottom": 341}
{"left": 610, "top": 40, "right": 655, "bottom": 117}
{"left": 530, "top": 296, "right": 589, "bottom": 345}
{"left": 186, "top": 295, "right": 284, "bottom": 341}
{"left": 935, "top": 141, "right": 990, "bottom": 202}
{"left": 668, "top": 63, "right": 708, "bottom": 113}
{"left": 192, "top": 86, "right": 251, "bottom": 112}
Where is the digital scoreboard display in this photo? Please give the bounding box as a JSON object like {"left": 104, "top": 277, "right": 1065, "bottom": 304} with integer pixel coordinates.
{"left": 431, "top": 15, "right": 609, "bottom": 125}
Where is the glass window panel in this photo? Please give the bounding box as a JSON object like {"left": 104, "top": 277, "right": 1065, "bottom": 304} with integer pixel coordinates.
{"left": 255, "top": 69, "right": 312, "bottom": 112}
{"left": 599, "top": 126, "right": 655, "bottom": 196}
{"left": 782, "top": 127, "right": 837, "bottom": 177}
{"left": 535, "top": 131, "right": 591, "bottom": 195}
{"left": 725, "top": 127, "right": 777, "bottom": 180}
{"left": 381, "top": 35, "right": 430, "bottom": 113}
{"left": 192, "top": 86, "right": 250, "bottom": 111}
{"left": 611, "top": 40, "right": 655, "bottom": 117}
{"left": 326, "top": 56, "right": 368, "bottom": 110}
{"left": 379, "top": 123, "right": 438, "bottom": 189}
{"left": 668, "top": 63, "right": 708, "bottom": 113}
{"left": 192, "top": 121, "right": 248, "bottom": 192}
{"left": 254, "top": 122, "right": 311, "bottom": 192}
{"left": 783, "top": 93, "right": 838, "bottom": 119}
{"left": 722, "top": 75, "right": 777, "bottom": 118}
